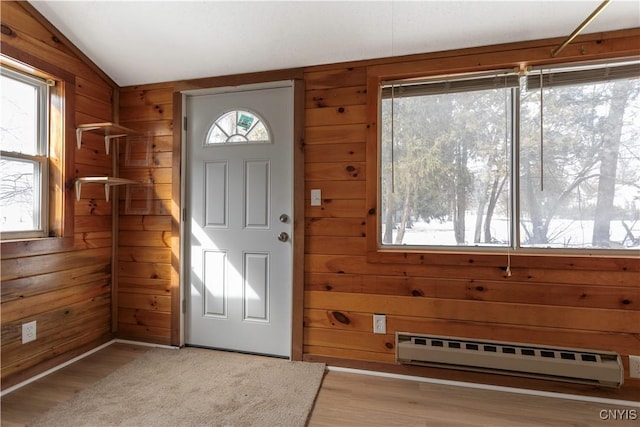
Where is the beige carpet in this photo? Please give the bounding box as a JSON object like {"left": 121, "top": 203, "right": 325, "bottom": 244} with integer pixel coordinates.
{"left": 29, "top": 347, "right": 326, "bottom": 427}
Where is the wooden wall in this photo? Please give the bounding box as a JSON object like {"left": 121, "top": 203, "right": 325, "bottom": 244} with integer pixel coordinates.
{"left": 1, "top": 2, "right": 115, "bottom": 389}
{"left": 2, "top": 1, "right": 638, "bottom": 399}
{"left": 119, "top": 30, "right": 640, "bottom": 397}
{"left": 117, "top": 83, "right": 177, "bottom": 345}
{"left": 115, "top": 28, "right": 639, "bottom": 399}
{"left": 301, "top": 30, "right": 640, "bottom": 399}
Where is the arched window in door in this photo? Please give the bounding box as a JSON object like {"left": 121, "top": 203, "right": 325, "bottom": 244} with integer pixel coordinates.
{"left": 205, "top": 109, "right": 271, "bottom": 145}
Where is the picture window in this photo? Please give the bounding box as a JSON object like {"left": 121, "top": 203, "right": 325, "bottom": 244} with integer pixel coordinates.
{"left": 379, "top": 61, "right": 640, "bottom": 252}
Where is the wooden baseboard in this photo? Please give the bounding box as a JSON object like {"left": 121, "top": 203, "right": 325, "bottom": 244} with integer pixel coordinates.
{"left": 303, "top": 354, "right": 640, "bottom": 402}
{"left": 1, "top": 334, "right": 114, "bottom": 392}
{"left": 114, "top": 339, "right": 178, "bottom": 349}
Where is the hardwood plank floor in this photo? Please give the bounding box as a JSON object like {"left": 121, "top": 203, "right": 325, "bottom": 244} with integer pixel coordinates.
{"left": 2, "top": 343, "right": 637, "bottom": 426}
{"left": 1, "top": 343, "right": 149, "bottom": 427}
{"left": 308, "top": 371, "right": 639, "bottom": 426}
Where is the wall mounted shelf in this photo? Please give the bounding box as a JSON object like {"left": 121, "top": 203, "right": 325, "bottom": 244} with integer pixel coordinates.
{"left": 76, "top": 122, "right": 139, "bottom": 154}
{"left": 75, "top": 177, "right": 139, "bottom": 202}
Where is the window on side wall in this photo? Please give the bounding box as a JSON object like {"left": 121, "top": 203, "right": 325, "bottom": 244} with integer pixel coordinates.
{"left": 1, "top": 66, "right": 51, "bottom": 239}
{"left": 379, "top": 60, "right": 640, "bottom": 252}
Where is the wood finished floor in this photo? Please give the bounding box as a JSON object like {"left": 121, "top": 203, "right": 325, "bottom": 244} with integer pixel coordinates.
{"left": 1, "top": 343, "right": 637, "bottom": 427}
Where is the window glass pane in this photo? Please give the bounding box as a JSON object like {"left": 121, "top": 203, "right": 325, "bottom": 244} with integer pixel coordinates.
{"left": 0, "top": 158, "right": 39, "bottom": 232}
{"left": 1, "top": 67, "right": 48, "bottom": 238}
{"left": 519, "top": 78, "right": 640, "bottom": 249}
{"left": 205, "top": 110, "right": 270, "bottom": 144}
{"left": 217, "top": 111, "right": 236, "bottom": 137}
{"left": 0, "top": 74, "right": 39, "bottom": 155}
{"left": 208, "top": 124, "right": 228, "bottom": 144}
{"left": 380, "top": 88, "right": 512, "bottom": 247}
{"left": 246, "top": 122, "right": 269, "bottom": 141}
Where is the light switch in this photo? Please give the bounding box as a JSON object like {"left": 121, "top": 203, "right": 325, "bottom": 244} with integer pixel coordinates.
{"left": 311, "top": 189, "right": 321, "bottom": 206}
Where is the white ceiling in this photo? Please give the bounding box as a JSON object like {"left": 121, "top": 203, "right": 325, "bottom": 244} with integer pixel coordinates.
{"left": 30, "top": 1, "right": 640, "bottom": 87}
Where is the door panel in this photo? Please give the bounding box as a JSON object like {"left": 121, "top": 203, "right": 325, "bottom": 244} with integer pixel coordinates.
{"left": 203, "top": 250, "right": 227, "bottom": 317}
{"left": 204, "top": 161, "right": 228, "bottom": 227}
{"left": 245, "top": 160, "right": 270, "bottom": 228}
{"left": 243, "top": 252, "right": 269, "bottom": 321}
{"left": 186, "top": 83, "right": 293, "bottom": 357}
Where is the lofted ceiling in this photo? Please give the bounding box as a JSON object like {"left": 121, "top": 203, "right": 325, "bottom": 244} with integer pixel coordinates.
{"left": 30, "top": 1, "right": 640, "bottom": 87}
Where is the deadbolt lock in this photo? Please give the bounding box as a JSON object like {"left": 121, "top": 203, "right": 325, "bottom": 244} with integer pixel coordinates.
{"left": 278, "top": 232, "right": 289, "bottom": 242}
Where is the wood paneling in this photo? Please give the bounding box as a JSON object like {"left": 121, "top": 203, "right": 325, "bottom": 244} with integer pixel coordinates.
{"left": 304, "top": 274, "right": 639, "bottom": 310}
{"left": 305, "top": 105, "right": 367, "bottom": 127}
{"left": 305, "top": 254, "right": 639, "bottom": 286}
{"left": 305, "top": 67, "right": 367, "bottom": 90}
{"left": 305, "top": 181, "right": 366, "bottom": 201}
{"left": 6, "top": 4, "right": 633, "bottom": 399}
{"left": 119, "top": 84, "right": 174, "bottom": 107}
{"left": 302, "top": 28, "right": 640, "bottom": 399}
{"left": 304, "top": 142, "right": 366, "bottom": 163}
{"left": 305, "top": 218, "right": 366, "bottom": 237}
{"left": 306, "top": 124, "right": 367, "bottom": 144}
{"left": 305, "top": 291, "right": 639, "bottom": 334}
{"left": 117, "top": 84, "right": 177, "bottom": 345}
{"left": 0, "top": 1, "right": 115, "bottom": 390}
{"left": 306, "top": 86, "right": 367, "bottom": 109}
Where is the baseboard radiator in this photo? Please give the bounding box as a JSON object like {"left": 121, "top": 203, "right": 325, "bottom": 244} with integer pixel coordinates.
{"left": 396, "top": 332, "right": 624, "bottom": 388}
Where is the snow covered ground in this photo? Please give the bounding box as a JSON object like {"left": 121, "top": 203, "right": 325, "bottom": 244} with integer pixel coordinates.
{"left": 384, "top": 215, "right": 640, "bottom": 250}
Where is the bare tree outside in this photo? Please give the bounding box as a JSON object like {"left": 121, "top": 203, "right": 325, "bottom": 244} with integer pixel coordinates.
{"left": 520, "top": 76, "right": 640, "bottom": 249}
{"left": 1, "top": 68, "right": 43, "bottom": 233}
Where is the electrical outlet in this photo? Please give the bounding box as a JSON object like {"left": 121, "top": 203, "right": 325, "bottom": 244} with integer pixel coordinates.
{"left": 22, "top": 320, "right": 36, "bottom": 344}
{"left": 629, "top": 355, "right": 640, "bottom": 379}
{"left": 373, "top": 314, "right": 386, "bottom": 334}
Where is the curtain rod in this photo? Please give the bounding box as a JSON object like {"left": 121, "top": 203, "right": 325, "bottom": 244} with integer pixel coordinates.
{"left": 551, "top": 0, "right": 611, "bottom": 58}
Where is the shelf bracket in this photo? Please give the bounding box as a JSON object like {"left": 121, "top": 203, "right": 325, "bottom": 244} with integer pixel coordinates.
{"left": 104, "top": 183, "right": 112, "bottom": 202}
{"left": 104, "top": 134, "right": 127, "bottom": 155}
{"left": 75, "top": 180, "right": 83, "bottom": 202}
{"left": 74, "top": 180, "right": 113, "bottom": 202}
{"left": 76, "top": 127, "right": 100, "bottom": 150}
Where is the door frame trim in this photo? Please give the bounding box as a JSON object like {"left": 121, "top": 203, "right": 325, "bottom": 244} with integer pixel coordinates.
{"left": 173, "top": 76, "right": 305, "bottom": 360}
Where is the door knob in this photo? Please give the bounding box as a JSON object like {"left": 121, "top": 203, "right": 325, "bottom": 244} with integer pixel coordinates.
{"left": 277, "top": 232, "right": 289, "bottom": 242}
{"left": 279, "top": 214, "right": 289, "bottom": 223}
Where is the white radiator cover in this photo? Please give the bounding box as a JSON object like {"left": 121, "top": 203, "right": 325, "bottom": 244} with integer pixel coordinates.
{"left": 396, "top": 332, "right": 624, "bottom": 388}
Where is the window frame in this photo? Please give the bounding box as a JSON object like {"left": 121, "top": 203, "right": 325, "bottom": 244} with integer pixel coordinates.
{"left": 377, "top": 61, "right": 640, "bottom": 254}
{"left": 0, "top": 51, "right": 75, "bottom": 256}
{"left": 365, "top": 40, "right": 640, "bottom": 265}
{"left": 379, "top": 71, "right": 518, "bottom": 252}
{"left": 205, "top": 109, "right": 272, "bottom": 145}
{"left": 1, "top": 66, "right": 50, "bottom": 239}
{"left": 517, "top": 62, "right": 640, "bottom": 252}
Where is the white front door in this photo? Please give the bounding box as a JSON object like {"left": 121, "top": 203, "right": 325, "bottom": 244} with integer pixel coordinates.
{"left": 185, "top": 83, "right": 293, "bottom": 357}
